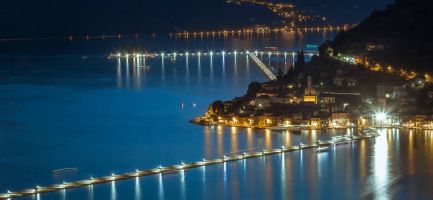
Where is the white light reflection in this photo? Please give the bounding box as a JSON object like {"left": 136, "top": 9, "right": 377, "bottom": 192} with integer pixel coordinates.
{"left": 281, "top": 153, "right": 287, "bottom": 199}
{"left": 202, "top": 166, "right": 206, "bottom": 183}
{"left": 116, "top": 58, "right": 122, "bottom": 88}
{"left": 125, "top": 56, "right": 130, "bottom": 88}
{"left": 372, "top": 129, "right": 390, "bottom": 200}
{"left": 61, "top": 189, "right": 66, "bottom": 200}
{"left": 222, "top": 52, "right": 226, "bottom": 77}
{"left": 223, "top": 162, "right": 227, "bottom": 181}
{"left": 161, "top": 54, "right": 165, "bottom": 81}
{"left": 210, "top": 54, "right": 214, "bottom": 80}
{"left": 292, "top": 52, "right": 295, "bottom": 69}
{"left": 246, "top": 54, "right": 250, "bottom": 77}
{"left": 198, "top": 55, "right": 202, "bottom": 80}
{"left": 234, "top": 52, "right": 238, "bottom": 77}
{"left": 223, "top": 162, "right": 228, "bottom": 199}
{"left": 158, "top": 174, "right": 164, "bottom": 200}
{"left": 88, "top": 184, "right": 94, "bottom": 200}
{"left": 180, "top": 170, "right": 186, "bottom": 200}
{"left": 201, "top": 165, "right": 207, "bottom": 199}
{"left": 135, "top": 177, "right": 141, "bottom": 200}
{"left": 111, "top": 181, "right": 117, "bottom": 200}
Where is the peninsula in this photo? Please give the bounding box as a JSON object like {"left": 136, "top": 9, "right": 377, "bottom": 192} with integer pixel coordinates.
{"left": 193, "top": 0, "right": 433, "bottom": 130}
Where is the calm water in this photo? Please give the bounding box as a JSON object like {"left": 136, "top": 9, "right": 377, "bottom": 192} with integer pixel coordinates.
{"left": 1, "top": 32, "right": 433, "bottom": 200}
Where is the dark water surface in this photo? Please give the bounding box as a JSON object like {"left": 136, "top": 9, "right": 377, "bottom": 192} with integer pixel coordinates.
{"left": 1, "top": 32, "right": 432, "bottom": 200}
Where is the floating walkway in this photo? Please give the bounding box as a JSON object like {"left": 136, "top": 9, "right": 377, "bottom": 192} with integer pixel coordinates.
{"left": 0, "top": 132, "right": 379, "bottom": 200}
{"left": 108, "top": 50, "right": 318, "bottom": 60}
{"left": 247, "top": 52, "right": 277, "bottom": 80}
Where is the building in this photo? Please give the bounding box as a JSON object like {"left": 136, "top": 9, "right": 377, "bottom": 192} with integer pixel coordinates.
{"left": 330, "top": 112, "right": 350, "bottom": 128}
{"left": 303, "top": 76, "right": 318, "bottom": 104}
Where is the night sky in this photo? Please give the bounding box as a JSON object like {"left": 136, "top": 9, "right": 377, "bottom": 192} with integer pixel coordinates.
{"left": 0, "top": 0, "right": 392, "bottom": 37}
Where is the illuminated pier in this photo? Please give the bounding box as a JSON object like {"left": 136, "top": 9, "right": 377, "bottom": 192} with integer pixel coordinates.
{"left": 108, "top": 50, "right": 317, "bottom": 81}
{"left": 247, "top": 52, "right": 277, "bottom": 80}
{"left": 108, "top": 50, "right": 318, "bottom": 60}
{"left": 0, "top": 131, "right": 379, "bottom": 199}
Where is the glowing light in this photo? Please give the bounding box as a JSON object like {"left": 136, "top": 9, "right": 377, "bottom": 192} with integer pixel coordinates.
{"left": 375, "top": 112, "right": 388, "bottom": 122}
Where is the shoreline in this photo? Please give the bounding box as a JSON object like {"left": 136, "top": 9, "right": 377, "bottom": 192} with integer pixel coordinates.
{"left": 190, "top": 120, "right": 433, "bottom": 131}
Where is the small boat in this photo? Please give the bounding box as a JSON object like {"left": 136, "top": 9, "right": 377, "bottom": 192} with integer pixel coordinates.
{"left": 316, "top": 146, "right": 329, "bottom": 152}
{"left": 53, "top": 168, "right": 78, "bottom": 174}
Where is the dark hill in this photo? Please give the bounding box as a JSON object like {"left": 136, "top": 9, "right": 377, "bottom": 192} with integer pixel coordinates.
{"left": 325, "top": 0, "right": 433, "bottom": 72}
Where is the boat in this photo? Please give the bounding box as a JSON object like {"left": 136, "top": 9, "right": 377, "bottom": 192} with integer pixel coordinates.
{"left": 265, "top": 46, "right": 279, "bottom": 51}
{"left": 52, "top": 168, "right": 78, "bottom": 174}
{"left": 316, "top": 146, "right": 329, "bottom": 152}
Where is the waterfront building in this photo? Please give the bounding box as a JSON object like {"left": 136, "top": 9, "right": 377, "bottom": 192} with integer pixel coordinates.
{"left": 303, "top": 76, "right": 318, "bottom": 104}
{"left": 330, "top": 112, "right": 350, "bottom": 128}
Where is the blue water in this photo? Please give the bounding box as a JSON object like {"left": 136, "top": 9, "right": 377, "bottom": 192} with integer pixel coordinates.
{"left": 1, "top": 32, "right": 433, "bottom": 200}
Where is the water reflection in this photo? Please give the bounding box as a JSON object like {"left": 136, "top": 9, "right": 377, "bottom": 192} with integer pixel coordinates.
{"left": 134, "top": 177, "right": 141, "bottom": 200}
{"left": 217, "top": 126, "right": 224, "bottom": 157}
{"left": 230, "top": 127, "right": 239, "bottom": 153}
{"left": 88, "top": 185, "right": 94, "bottom": 200}
{"left": 281, "top": 154, "right": 286, "bottom": 200}
{"left": 17, "top": 125, "right": 433, "bottom": 199}
{"left": 110, "top": 182, "right": 117, "bottom": 200}
{"left": 116, "top": 58, "right": 122, "bottom": 88}
{"left": 185, "top": 55, "right": 189, "bottom": 78}
{"left": 246, "top": 55, "right": 250, "bottom": 77}
{"left": 161, "top": 55, "right": 165, "bottom": 81}
{"left": 125, "top": 57, "right": 130, "bottom": 88}
{"left": 222, "top": 54, "right": 226, "bottom": 78}
{"left": 197, "top": 56, "right": 201, "bottom": 81}
{"left": 180, "top": 170, "right": 186, "bottom": 200}
{"left": 265, "top": 129, "right": 272, "bottom": 150}
{"left": 210, "top": 55, "right": 214, "bottom": 80}
{"left": 158, "top": 174, "right": 164, "bottom": 200}
{"left": 61, "top": 189, "right": 66, "bottom": 200}
{"left": 234, "top": 54, "right": 238, "bottom": 77}
{"left": 371, "top": 129, "right": 390, "bottom": 200}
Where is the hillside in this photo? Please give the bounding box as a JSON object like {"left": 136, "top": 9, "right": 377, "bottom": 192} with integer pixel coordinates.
{"left": 324, "top": 0, "right": 433, "bottom": 72}
{"left": 0, "top": 0, "right": 391, "bottom": 38}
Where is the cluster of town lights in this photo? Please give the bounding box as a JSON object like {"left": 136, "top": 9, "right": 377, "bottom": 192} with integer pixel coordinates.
{"left": 173, "top": 25, "right": 354, "bottom": 38}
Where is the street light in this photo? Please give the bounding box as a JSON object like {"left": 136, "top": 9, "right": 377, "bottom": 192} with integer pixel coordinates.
{"left": 375, "top": 112, "right": 387, "bottom": 122}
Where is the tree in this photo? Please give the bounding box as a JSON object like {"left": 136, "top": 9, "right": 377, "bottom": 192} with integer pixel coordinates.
{"left": 277, "top": 68, "right": 283, "bottom": 80}
{"left": 211, "top": 101, "right": 225, "bottom": 115}
{"left": 246, "top": 82, "right": 261, "bottom": 98}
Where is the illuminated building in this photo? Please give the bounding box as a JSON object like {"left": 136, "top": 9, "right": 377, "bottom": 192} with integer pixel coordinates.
{"left": 303, "top": 76, "right": 318, "bottom": 104}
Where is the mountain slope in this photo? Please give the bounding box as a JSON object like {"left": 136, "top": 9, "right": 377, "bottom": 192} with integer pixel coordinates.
{"left": 326, "top": 0, "right": 433, "bottom": 72}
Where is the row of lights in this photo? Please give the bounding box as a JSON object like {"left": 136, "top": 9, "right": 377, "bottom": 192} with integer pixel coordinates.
{"left": 174, "top": 25, "right": 352, "bottom": 37}
{"left": 114, "top": 50, "right": 314, "bottom": 58}
{"left": 3, "top": 134, "right": 374, "bottom": 199}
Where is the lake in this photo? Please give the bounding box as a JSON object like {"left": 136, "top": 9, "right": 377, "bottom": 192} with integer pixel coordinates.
{"left": 1, "top": 32, "right": 432, "bottom": 200}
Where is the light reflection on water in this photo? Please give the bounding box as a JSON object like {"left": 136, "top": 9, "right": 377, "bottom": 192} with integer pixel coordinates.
{"left": 2, "top": 33, "right": 433, "bottom": 199}
{"left": 114, "top": 53, "right": 302, "bottom": 90}
{"left": 14, "top": 128, "right": 433, "bottom": 200}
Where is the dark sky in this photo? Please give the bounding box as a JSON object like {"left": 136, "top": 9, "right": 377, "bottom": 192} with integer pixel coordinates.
{"left": 0, "top": 0, "right": 392, "bottom": 37}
